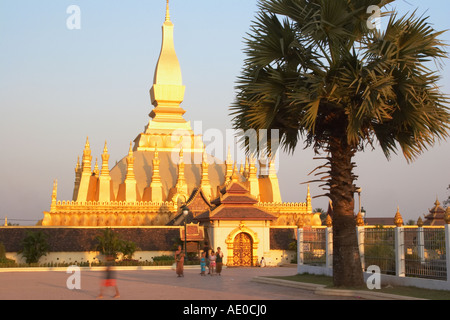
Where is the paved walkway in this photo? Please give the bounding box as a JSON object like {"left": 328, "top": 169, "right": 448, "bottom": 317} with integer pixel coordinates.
{"left": 0, "top": 265, "right": 356, "bottom": 300}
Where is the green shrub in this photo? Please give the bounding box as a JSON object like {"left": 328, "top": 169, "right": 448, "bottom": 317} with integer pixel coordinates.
{"left": 18, "top": 230, "right": 49, "bottom": 264}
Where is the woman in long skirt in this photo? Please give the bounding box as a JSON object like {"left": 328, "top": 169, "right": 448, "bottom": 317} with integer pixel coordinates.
{"left": 175, "top": 245, "right": 185, "bottom": 277}
{"left": 215, "top": 247, "right": 224, "bottom": 276}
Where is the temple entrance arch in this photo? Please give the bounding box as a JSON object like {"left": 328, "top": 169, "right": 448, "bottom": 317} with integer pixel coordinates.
{"left": 233, "top": 232, "right": 253, "bottom": 266}
{"left": 225, "top": 222, "right": 259, "bottom": 266}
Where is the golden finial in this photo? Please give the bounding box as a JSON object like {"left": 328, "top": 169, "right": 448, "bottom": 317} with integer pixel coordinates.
{"left": 231, "top": 163, "right": 239, "bottom": 181}
{"left": 394, "top": 206, "right": 404, "bottom": 227}
{"left": 129, "top": 141, "right": 133, "bottom": 154}
{"left": 356, "top": 211, "right": 365, "bottom": 226}
{"left": 103, "top": 140, "right": 108, "bottom": 154}
{"left": 154, "top": 143, "right": 159, "bottom": 159}
{"left": 227, "top": 146, "right": 232, "bottom": 162}
{"left": 417, "top": 217, "right": 424, "bottom": 227}
{"left": 94, "top": 158, "right": 99, "bottom": 176}
{"left": 326, "top": 214, "right": 332, "bottom": 228}
{"left": 297, "top": 216, "right": 305, "bottom": 229}
{"left": 75, "top": 156, "right": 80, "bottom": 171}
{"left": 179, "top": 147, "right": 184, "bottom": 162}
{"left": 165, "top": 0, "right": 170, "bottom": 22}
{"left": 435, "top": 196, "right": 441, "bottom": 207}
{"left": 202, "top": 147, "right": 208, "bottom": 163}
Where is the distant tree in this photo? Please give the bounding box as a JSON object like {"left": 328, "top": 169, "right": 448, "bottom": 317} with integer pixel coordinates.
{"left": 444, "top": 185, "right": 450, "bottom": 207}
{"left": 19, "top": 230, "right": 49, "bottom": 264}
{"left": 95, "top": 228, "right": 139, "bottom": 260}
{"left": 95, "top": 228, "right": 123, "bottom": 259}
{"left": 121, "top": 240, "right": 140, "bottom": 260}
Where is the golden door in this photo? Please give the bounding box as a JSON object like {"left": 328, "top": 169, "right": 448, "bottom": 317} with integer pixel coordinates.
{"left": 233, "top": 233, "right": 253, "bottom": 266}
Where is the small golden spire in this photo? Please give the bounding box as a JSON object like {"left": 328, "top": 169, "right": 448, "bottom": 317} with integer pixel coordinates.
{"left": 394, "top": 206, "right": 404, "bottom": 227}
{"left": 94, "top": 158, "right": 99, "bottom": 176}
{"left": 165, "top": 0, "right": 170, "bottom": 22}
{"left": 179, "top": 147, "right": 184, "bottom": 163}
{"left": 51, "top": 179, "right": 58, "bottom": 212}
{"left": 297, "top": 216, "right": 305, "bottom": 229}
{"left": 128, "top": 141, "right": 133, "bottom": 155}
{"left": 231, "top": 163, "right": 239, "bottom": 181}
{"left": 326, "top": 214, "right": 333, "bottom": 228}
{"left": 356, "top": 211, "right": 365, "bottom": 226}
{"left": 435, "top": 196, "right": 441, "bottom": 207}
{"left": 417, "top": 217, "right": 424, "bottom": 227}
{"left": 154, "top": 143, "right": 159, "bottom": 159}
{"left": 75, "top": 156, "right": 80, "bottom": 171}
{"left": 52, "top": 179, "right": 58, "bottom": 200}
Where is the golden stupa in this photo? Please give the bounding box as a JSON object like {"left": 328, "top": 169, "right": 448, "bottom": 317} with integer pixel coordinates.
{"left": 40, "top": 1, "right": 316, "bottom": 227}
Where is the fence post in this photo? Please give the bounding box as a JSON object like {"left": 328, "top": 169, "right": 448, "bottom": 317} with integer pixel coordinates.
{"left": 357, "top": 226, "right": 365, "bottom": 271}
{"left": 326, "top": 226, "right": 333, "bottom": 269}
{"left": 325, "top": 215, "right": 333, "bottom": 269}
{"left": 297, "top": 224, "right": 304, "bottom": 274}
{"left": 394, "top": 208, "right": 405, "bottom": 277}
{"left": 445, "top": 208, "right": 450, "bottom": 282}
{"left": 356, "top": 212, "right": 365, "bottom": 271}
{"left": 417, "top": 217, "right": 425, "bottom": 264}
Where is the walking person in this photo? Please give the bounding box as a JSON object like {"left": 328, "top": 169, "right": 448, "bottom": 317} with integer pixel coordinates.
{"left": 200, "top": 251, "right": 206, "bottom": 276}
{"left": 209, "top": 250, "right": 216, "bottom": 275}
{"left": 98, "top": 255, "right": 120, "bottom": 299}
{"left": 215, "top": 247, "right": 224, "bottom": 276}
{"left": 202, "top": 242, "right": 210, "bottom": 274}
{"left": 175, "top": 245, "right": 185, "bottom": 277}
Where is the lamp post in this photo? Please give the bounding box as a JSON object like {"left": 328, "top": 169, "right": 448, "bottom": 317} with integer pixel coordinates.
{"left": 182, "top": 206, "right": 189, "bottom": 261}
{"left": 361, "top": 207, "right": 366, "bottom": 224}
{"left": 356, "top": 187, "right": 362, "bottom": 214}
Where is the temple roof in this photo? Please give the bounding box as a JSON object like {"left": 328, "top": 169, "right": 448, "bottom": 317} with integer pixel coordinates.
{"left": 195, "top": 180, "right": 277, "bottom": 222}
{"left": 424, "top": 198, "right": 447, "bottom": 226}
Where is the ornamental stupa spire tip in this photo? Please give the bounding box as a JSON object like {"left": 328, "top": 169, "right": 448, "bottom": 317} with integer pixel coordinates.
{"left": 165, "top": 0, "right": 170, "bottom": 22}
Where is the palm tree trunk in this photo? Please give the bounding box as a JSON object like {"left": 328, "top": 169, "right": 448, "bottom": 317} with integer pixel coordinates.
{"left": 328, "top": 136, "right": 364, "bottom": 288}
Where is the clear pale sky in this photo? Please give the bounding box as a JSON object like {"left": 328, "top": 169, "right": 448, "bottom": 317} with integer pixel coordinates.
{"left": 0, "top": 0, "right": 449, "bottom": 225}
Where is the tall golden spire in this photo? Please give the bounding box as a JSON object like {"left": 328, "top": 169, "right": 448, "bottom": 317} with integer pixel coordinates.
{"left": 148, "top": 0, "right": 188, "bottom": 126}
{"left": 134, "top": 0, "right": 198, "bottom": 152}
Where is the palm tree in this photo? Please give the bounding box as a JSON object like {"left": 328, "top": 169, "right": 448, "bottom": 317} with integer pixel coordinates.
{"left": 19, "top": 230, "right": 49, "bottom": 264}
{"left": 95, "top": 228, "right": 123, "bottom": 259}
{"left": 231, "top": 0, "right": 449, "bottom": 287}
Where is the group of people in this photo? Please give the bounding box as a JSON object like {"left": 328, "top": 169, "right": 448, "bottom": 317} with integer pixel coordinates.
{"left": 200, "top": 247, "right": 223, "bottom": 276}
{"left": 174, "top": 242, "right": 224, "bottom": 277}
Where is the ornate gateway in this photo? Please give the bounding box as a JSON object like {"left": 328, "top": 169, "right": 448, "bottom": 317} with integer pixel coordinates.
{"left": 233, "top": 232, "right": 253, "bottom": 266}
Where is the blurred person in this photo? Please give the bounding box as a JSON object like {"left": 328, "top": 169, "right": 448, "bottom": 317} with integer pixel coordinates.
{"left": 98, "top": 255, "right": 120, "bottom": 299}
